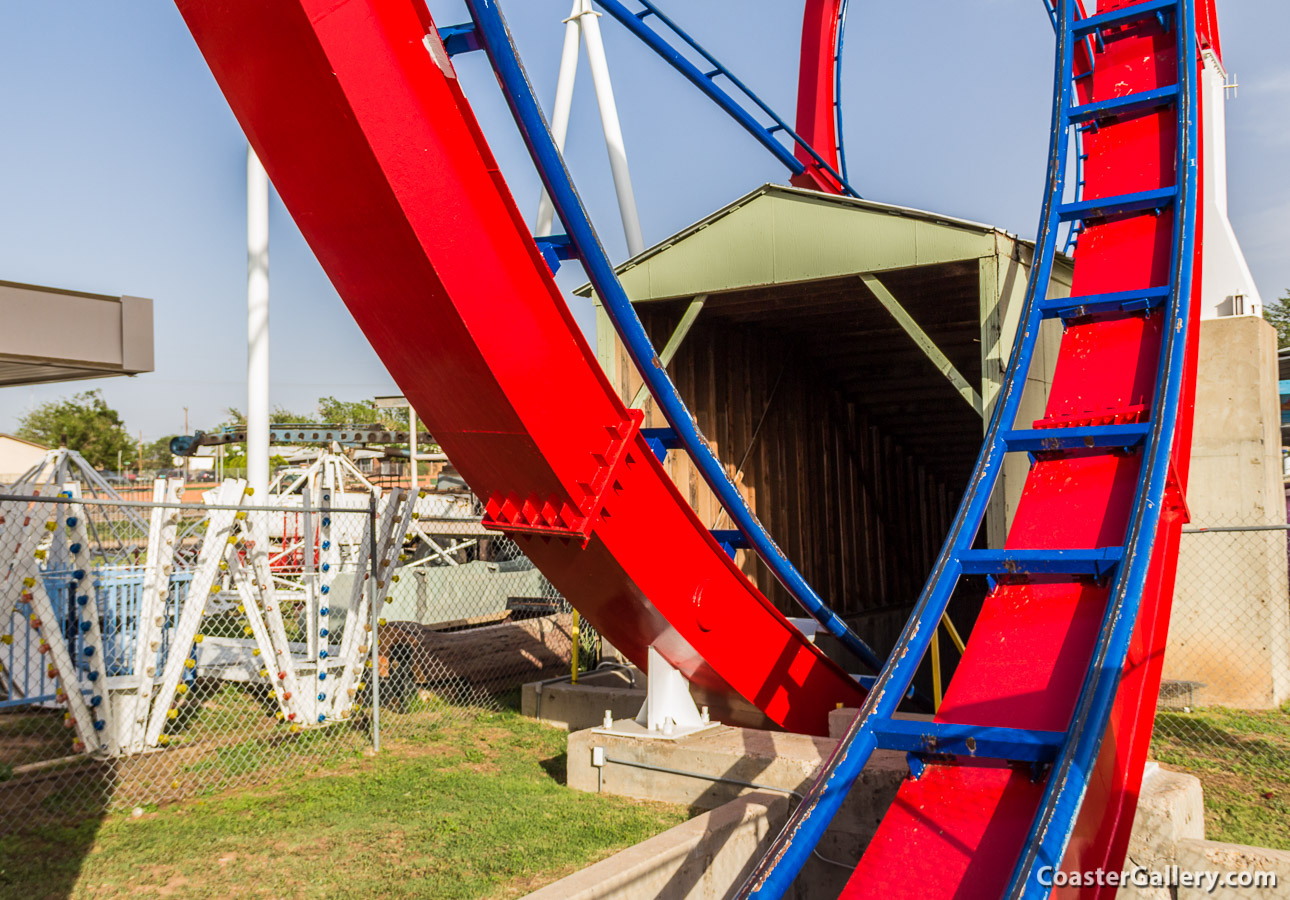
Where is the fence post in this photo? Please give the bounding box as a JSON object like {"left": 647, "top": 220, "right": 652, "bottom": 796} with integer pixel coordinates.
{"left": 368, "top": 491, "right": 381, "bottom": 753}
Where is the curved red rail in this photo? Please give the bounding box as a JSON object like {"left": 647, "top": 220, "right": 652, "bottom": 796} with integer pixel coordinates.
{"left": 173, "top": 0, "right": 865, "bottom": 736}
{"left": 793, "top": 0, "right": 845, "bottom": 192}
{"left": 173, "top": 2, "right": 1221, "bottom": 893}
{"left": 840, "top": 2, "right": 1206, "bottom": 895}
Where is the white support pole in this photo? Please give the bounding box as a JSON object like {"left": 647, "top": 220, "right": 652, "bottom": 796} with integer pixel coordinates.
{"left": 633, "top": 646, "right": 710, "bottom": 737}
{"left": 578, "top": 0, "right": 646, "bottom": 256}
{"left": 247, "top": 147, "right": 271, "bottom": 548}
{"left": 535, "top": 0, "right": 585, "bottom": 238}
{"left": 1198, "top": 48, "right": 1263, "bottom": 319}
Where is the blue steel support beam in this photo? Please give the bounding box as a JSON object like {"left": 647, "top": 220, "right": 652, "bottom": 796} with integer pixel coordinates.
{"left": 872, "top": 720, "right": 1066, "bottom": 764}
{"left": 462, "top": 0, "right": 887, "bottom": 677}
{"left": 591, "top": 0, "right": 861, "bottom": 198}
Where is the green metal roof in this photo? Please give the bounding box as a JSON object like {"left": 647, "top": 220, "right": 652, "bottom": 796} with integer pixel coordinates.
{"left": 576, "top": 184, "right": 1066, "bottom": 303}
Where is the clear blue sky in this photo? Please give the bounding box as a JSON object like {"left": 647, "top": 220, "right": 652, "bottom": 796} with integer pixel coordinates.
{"left": 0, "top": 1, "right": 1285, "bottom": 442}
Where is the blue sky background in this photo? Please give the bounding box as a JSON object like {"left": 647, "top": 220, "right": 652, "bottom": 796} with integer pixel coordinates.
{"left": 0, "top": 0, "right": 1285, "bottom": 441}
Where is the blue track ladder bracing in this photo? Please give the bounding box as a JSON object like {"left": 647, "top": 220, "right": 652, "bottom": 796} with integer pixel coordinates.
{"left": 441, "top": 4, "right": 860, "bottom": 198}
{"left": 832, "top": 0, "right": 853, "bottom": 184}
{"left": 453, "top": 0, "right": 892, "bottom": 679}
{"left": 1044, "top": 0, "right": 1098, "bottom": 256}
{"left": 736, "top": 0, "right": 1200, "bottom": 896}
{"left": 587, "top": 0, "right": 862, "bottom": 198}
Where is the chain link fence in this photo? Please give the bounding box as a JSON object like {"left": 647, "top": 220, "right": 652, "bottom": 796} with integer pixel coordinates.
{"left": 13, "top": 467, "right": 1283, "bottom": 843}
{"left": 1151, "top": 513, "right": 1290, "bottom": 847}
{"left": 0, "top": 476, "right": 589, "bottom": 831}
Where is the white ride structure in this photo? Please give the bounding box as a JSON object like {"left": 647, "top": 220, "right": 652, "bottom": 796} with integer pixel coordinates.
{"left": 0, "top": 460, "right": 416, "bottom": 758}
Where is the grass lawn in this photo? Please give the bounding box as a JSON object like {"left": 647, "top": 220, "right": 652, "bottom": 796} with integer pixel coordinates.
{"left": 0, "top": 704, "right": 688, "bottom": 899}
{"left": 1152, "top": 703, "right": 1290, "bottom": 850}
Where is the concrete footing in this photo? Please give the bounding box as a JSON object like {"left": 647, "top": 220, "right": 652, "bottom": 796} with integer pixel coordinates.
{"left": 520, "top": 665, "right": 774, "bottom": 732}
{"left": 1121, "top": 763, "right": 1290, "bottom": 900}
{"left": 520, "top": 666, "right": 645, "bottom": 731}
{"left": 523, "top": 791, "right": 790, "bottom": 900}
{"left": 561, "top": 708, "right": 908, "bottom": 899}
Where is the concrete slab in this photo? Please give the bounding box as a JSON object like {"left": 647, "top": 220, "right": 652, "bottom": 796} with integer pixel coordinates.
{"left": 568, "top": 716, "right": 1278, "bottom": 900}
{"left": 1173, "top": 839, "right": 1290, "bottom": 899}
{"left": 521, "top": 667, "right": 644, "bottom": 730}
{"left": 1120, "top": 765, "right": 1207, "bottom": 900}
{"left": 568, "top": 719, "right": 908, "bottom": 898}
{"left": 523, "top": 791, "right": 789, "bottom": 900}
{"left": 556, "top": 701, "right": 1282, "bottom": 897}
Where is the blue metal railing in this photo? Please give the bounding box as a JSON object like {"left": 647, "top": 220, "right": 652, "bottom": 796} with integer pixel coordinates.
{"left": 2, "top": 567, "right": 194, "bottom": 708}
{"left": 1043, "top": 0, "right": 1094, "bottom": 256}
{"left": 591, "top": 0, "right": 862, "bottom": 198}
{"left": 461, "top": 0, "right": 886, "bottom": 676}
{"left": 834, "top": 0, "right": 852, "bottom": 185}
{"left": 1005, "top": 2, "right": 1198, "bottom": 892}
{"left": 735, "top": 0, "right": 1200, "bottom": 894}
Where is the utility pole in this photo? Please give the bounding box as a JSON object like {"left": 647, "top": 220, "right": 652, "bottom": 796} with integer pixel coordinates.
{"left": 183, "top": 407, "right": 190, "bottom": 484}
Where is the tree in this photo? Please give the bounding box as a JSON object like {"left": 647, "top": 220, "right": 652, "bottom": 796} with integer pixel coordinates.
{"left": 140, "top": 437, "right": 176, "bottom": 471}
{"left": 221, "top": 398, "right": 405, "bottom": 430}
{"left": 220, "top": 406, "right": 316, "bottom": 426}
{"left": 17, "top": 390, "right": 135, "bottom": 470}
{"left": 1262, "top": 292, "right": 1290, "bottom": 349}
{"left": 317, "top": 396, "right": 402, "bottom": 429}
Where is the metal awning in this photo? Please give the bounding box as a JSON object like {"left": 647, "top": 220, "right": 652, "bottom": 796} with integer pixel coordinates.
{"left": 0, "top": 280, "right": 153, "bottom": 387}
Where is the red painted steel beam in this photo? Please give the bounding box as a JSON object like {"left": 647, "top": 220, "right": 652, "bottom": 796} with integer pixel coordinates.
{"left": 793, "top": 0, "right": 845, "bottom": 193}
{"left": 172, "top": 0, "right": 864, "bottom": 736}
{"left": 841, "top": 2, "right": 1205, "bottom": 895}
{"left": 1197, "top": 0, "right": 1222, "bottom": 62}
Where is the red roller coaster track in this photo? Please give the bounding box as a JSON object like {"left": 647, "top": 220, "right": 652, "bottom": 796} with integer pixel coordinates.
{"left": 174, "top": 0, "right": 1221, "bottom": 894}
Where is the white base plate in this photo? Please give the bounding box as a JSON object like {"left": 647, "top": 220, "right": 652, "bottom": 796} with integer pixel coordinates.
{"left": 592, "top": 717, "right": 721, "bottom": 742}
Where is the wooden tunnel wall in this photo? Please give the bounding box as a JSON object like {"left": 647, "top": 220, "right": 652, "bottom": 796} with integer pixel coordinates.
{"left": 610, "top": 306, "right": 961, "bottom": 619}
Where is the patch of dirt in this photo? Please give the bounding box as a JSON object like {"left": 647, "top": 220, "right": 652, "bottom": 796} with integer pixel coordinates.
{"left": 154, "top": 873, "right": 190, "bottom": 897}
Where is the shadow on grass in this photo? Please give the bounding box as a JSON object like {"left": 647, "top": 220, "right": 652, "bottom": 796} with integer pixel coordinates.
{"left": 0, "top": 755, "right": 111, "bottom": 899}
{"left": 539, "top": 752, "right": 568, "bottom": 785}
{"left": 1154, "top": 710, "right": 1290, "bottom": 778}
{"left": 1152, "top": 706, "right": 1290, "bottom": 849}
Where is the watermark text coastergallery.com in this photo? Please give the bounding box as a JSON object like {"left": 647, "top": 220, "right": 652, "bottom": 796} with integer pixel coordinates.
{"left": 1039, "top": 866, "right": 1278, "bottom": 892}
